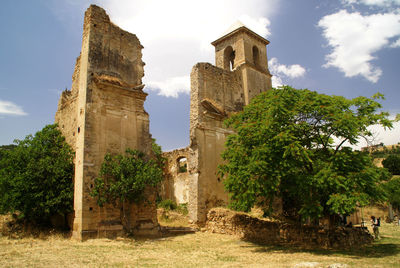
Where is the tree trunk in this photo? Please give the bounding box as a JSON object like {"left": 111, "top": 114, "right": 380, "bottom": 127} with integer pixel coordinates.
{"left": 122, "top": 201, "right": 132, "bottom": 233}
{"left": 389, "top": 203, "right": 394, "bottom": 222}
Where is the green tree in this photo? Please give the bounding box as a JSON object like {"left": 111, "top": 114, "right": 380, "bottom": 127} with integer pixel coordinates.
{"left": 383, "top": 177, "right": 400, "bottom": 212}
{"left": 219, "top": 86, "right": 392, "bottom": 223}
{"left": 0, "top": 144, "right": 17, "bottom": 151}
{"left": 91, "top": 143, "right": 164, "bottom": 231}
{"left": 382, "top": 154, "right": 400, "bottom": 175}
{"left": 0, "top": 124, "right": 74, "bottom": 224}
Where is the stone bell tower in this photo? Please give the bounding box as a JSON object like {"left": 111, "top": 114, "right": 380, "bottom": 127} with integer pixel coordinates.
{"left": 211, "top": 21, "right": 272, "bottom": 104}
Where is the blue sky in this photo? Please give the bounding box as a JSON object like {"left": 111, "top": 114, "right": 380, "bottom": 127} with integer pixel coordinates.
{"left": 0, "top": 0, "right": 399, "bottom": 151}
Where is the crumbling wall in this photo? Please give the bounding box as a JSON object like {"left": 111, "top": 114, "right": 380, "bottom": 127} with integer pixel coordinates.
{"left": 181, "top": 25, "right": 272, "bottom": 224}
{"left": 55, "top": 5, "right": 157, "bottom": 240}
{"left": 161, "top": 147, "right": 192, "bottom": 205}
{"left": 188, "top": 63, "right": 245, "bottom": 223}
{"left": 206, "top": 208, "right": 373, "bottom": 249}
{"left": 55, "top": 57, "right": 81, "bottom": 151}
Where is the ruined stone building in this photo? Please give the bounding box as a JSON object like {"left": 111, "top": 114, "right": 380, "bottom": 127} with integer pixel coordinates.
{"left": 162, "top": 22, "right": 272, "bottom": 223}
{"left": 56, "top": 6, "right": 157, "bottom": 240}
{"left": 56, "top": 5, "right": 272, "bottom": 239}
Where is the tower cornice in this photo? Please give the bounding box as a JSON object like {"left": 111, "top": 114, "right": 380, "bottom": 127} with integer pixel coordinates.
{"left": 211, "top": 26, "right": 270, "bottom": 47}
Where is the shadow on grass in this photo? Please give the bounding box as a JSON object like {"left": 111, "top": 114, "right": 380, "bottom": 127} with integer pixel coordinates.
{"left": 131, "top": 226, "right": 197, "bottom": 242}
{"left": 242, "top": 236, "right": 400, "bottom": 258}
{"left": 159, "top": 226, "right": 197, "bottom": 238}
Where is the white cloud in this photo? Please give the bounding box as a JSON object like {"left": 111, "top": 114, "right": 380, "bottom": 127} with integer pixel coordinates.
{"left": 268, "top": 57, "right": 306, "bottom": 88}
{"left": 269, "top": 58, "right": 306, "bottom": 78}
{"left": 332, "top": 113, "right": 400, "bottom": 150}
{"left": 271, "top": 76, "right": 284, "bottom": 88}
{"left": 354, "top": 120, "right": 400, "bottom": 149}
{"left": 146, "top": 76, "right": 190, "bottom": 98}
{"left": 318, "top": 10, "right": 400, "bottom": 83}
{"left": 0, "top": 100, "right": 27, "bottom": 116}
{"left": 239, "top": 15, "right": 271, "bottom": 37}
{"left": 86, "top": 0, "right": 279, "bottom": 97}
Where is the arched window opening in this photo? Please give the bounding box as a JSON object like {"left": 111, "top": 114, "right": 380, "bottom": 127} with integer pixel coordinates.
{"left": 224, "top": 46, "right": 235, "bottom": 71}
{"left": 252, "top": 46, "right": 259, "bottom": 68}
{"left": 177, "top": 157, "right": 187, "bottom": 173}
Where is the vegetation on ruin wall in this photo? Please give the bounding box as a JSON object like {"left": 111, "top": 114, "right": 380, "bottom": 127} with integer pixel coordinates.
{"left": 0, "top": 124, "right": 74, "bottom": 224}
{"left": 219, "top": 86, "right": 394, "bottom": 222}
{"left": 90, "top": 140, "right": 164, "bottom": 229}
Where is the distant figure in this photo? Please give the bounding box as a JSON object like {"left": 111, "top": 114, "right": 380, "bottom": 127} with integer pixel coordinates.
{"left": 346, "top": 221, "right": 353, "bottom": 228}
{"left": 394, "top": 215, "right": 398, "bottom": 225}
{"left": 371, "top": 216, "right": 380, "bottom": 239}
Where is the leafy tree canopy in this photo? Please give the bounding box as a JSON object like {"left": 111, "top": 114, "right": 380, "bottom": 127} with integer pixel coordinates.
{"left": 91, "top": 143, "right": 164, "bottom": 207}
{"left": 219, "top": 86, "right": 392, "bottom": 221}
{"left": 0, "top": 144, "right": 17, "bottom": 151}
{"left": 383, "top": 176, "right": 400, "bottom": 211}
{"left": 382, "top": 154, "right": 400, "bottom": 175}
{"left": 0, "top": 124, "right": 74, "bottom": 224}
{"left": 90, "top": 143, "right": 164, "bottom": 230}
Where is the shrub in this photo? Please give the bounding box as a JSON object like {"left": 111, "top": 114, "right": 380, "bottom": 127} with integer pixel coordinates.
{"left": 177, "top": 203, "right": 188, "bottom": 215}
{"left": 91, "top": 148, "right": 164, "bottom": 231}
{"left": 382, "top": 155, "right": 400, "bottom": 175}
{"left": 0, "top": 124, "right": 74, "bottom": 224}
{"left": 158, "top": 199, "right": 177, "bottom": 211}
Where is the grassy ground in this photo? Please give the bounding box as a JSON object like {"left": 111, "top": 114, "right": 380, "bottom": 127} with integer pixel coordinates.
{"left": 1, "top": 220, "right": 400, "bottom": 267}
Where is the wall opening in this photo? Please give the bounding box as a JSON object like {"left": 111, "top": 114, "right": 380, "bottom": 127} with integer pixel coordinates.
{"left": 252, "top": 46, "right": 259, "bottom": 68}
{"left": 177, "top": 157, "right": 187, "bottom": 173}
{"left": 223, "top": 46, "right": 235, "bottom": 71}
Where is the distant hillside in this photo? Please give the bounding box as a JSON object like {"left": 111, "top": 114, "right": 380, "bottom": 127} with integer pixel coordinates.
{"left": 362, "top": 143, "right": 400, "bottom": 158}
{"left": 0, "top": 144, "right": 16, "bottom": 151}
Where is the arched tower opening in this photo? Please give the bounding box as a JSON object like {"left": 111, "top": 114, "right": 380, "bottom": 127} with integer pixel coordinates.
{"left": 212, "top": 22, "right": 272, "bottom": 104}
{"left": 223, "top": 46, "right": 235, "bottom": 71}
{"left": 252, "top": 46, "right": 259, "bottom": 68}
{"left": 177, "top": 156, "right": 188, "bottom": 173}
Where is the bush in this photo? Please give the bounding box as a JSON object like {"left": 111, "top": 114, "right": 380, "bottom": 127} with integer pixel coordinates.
{"left": 383, "top": 176, "right": 400, "bottom": 211}
{"left": 0, "top": 124, "right": 74, "bottom": 224}
{"left": 158, "top": 199, "right": 177, "bottom": 211}
{"left": 176, "top": 203, "right": 188, "bottom": 215}
{"left": 157, "top": 200, "right": 188, "bottom": 215}
{"left": 382, "top": 155, "right": 400, "bottom": 175}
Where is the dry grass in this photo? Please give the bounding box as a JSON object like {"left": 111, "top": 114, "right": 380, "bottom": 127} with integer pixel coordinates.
{"left": 1, "top": 220, "right": 400, "bottom": 267}
{"left": 157, "top": 209, "right": 191, "bottom": 228}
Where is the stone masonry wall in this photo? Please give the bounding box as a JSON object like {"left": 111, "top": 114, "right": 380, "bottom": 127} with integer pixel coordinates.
{"left": 188, "top": 63, "right": 244, "bottom": 223}
{"left": 161, "top": 147, "right": 193, "bottom": 205}
{"left": 182, "top": 26, "right": 272, "bottom": 224}
{"left": 55, "top": 56, "right": 81, "bottom": 151}
{"left": 55, "top": 5, "right": 157, "bottom": 240}
{"left": 206, "top": 208, "right": 373, "bottom": 249}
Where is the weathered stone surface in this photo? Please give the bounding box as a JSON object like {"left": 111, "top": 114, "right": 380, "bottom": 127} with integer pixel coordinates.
{"left": 55, "top": 5, "right": 157, "bottom": 240}
{"left": 163, "top": 24, "right": 273, "bottom": 224}
{"left": 206, "top": 208, "right": 373, "bottom": 249}
{"left": 212, "top": 25, "right": 272, "bottom": 104}
{"left": 58, "top": 5, "right": 275, "bottom": 237}
{"left": 162, "top": 25, "right": 273, "bottom": 224}
{"left": 161, "top": 148, "right": 192, "bottom": 205}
